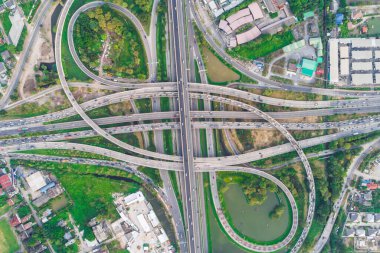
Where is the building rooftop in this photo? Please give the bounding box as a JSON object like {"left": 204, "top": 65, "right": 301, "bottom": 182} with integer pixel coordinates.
{"left": 248, "top": 2, "right": 263, "bottom": 20}
{"left": 236, "top": 26, "right": 261, "bottom": 45}
{"left": 336, "top": 13, "right": 344, "bottom": 25}
{"left": 9, "top": 9, "right": 24, "bottom": 46}
{"left": 0, "top": 174, "right": 11, "bottom": 189}
{"left": 303, "top": 11, "right": 314, "bottom": 20}
{"left": 301, "top": 58, "right": 318, "bottom": 77}
{"left": 229, "top": 15, "right": 254, "bottom": 30}
{"left": 226, "top": 8, "right": 251, "bottom": 24}
{"left": 26, "top": 172, "right": 46, "bottom": 193}
{"left": 283, "top": 40, "right": 305, "bottom": 53}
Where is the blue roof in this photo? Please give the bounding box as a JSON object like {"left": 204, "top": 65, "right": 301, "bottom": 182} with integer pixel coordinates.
{"left": 336, "top": 13, "right": 344, "bottom": 25}
{"left": 40, "top": 182, "right": 55, "bottom": 193}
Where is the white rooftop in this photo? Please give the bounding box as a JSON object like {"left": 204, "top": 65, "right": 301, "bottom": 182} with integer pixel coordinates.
{"left": 340, "top": 59, "right": 349, "bottom": 76}
{"left": 352, "top": 61, "right": 372, "bottom": 71}
{"left": 340, "top": 46, "right": 349, "bottom": 58}
{"left": 236, "top": 26, "right": 261, "bottom": 45}
{"left": 229, "top": 15, "right": 254, "bottom": 30}
{"left": 147, "top": 210, "right": 159, "bottom": 228}
{"left": 9, "top": 9, "right": 24, "bottom": 46}
{"left": 26, "top": 171, "right": 47, "bottom": 192}
{"left": 351, "top": 73, "right": 373, "bottom": 85}
{"left": 248, "top": 2, "right": 264, "bottom": 20}
{"left": 352, "top": 50, "right": 372, "bottom": 60}
{"left": 124, "top": 191, "right": 145, "bottom": 206}
{"left": 226, "top": 8, "right": 251, "bottom": 24}
{"left": 137, "top": 214, "right": 150, "bottom": 233}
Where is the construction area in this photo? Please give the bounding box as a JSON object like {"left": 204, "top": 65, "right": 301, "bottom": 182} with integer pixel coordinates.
{"left": 329, "top": 38, "right": 380, "bottom": 86}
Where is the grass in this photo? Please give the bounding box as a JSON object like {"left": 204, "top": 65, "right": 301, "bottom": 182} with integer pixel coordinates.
{"left": 0, "top": 10, "right": 11, "bottom": 34}
{"left": 199, "top": 129, "right": 208, "bottom": 157}
{"left": 229, "top": 31, "right": 294, "bottom": 60}
{"left": 0, "top": 219, "right": 19, "bottom": 253}
{"left": 163, "top": 129, "right": 174, "bottom": 155}
{"left": 20, "top": 0, "right": 41, "bottom": 22}
{"left": 138, "top": 166, "right": 163, "bottom": 187}
{"left": 135, "top": 98, "right": 152, "bottom": 113}
{"left": 160, "top": 97, "right": 170, "bottom": 112}
{"left": 17, "top": 149, "right": 113, "bottom": 160}
{"left": 156, "top": 1, "right": 167, "bottom": 81}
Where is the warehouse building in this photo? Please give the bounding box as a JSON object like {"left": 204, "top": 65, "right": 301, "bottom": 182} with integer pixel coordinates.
{"left": 329, "top": 38, "right": 380, "bottom": 85}
{"left": 301, "top": 58, "right": 318, "bottom": 77}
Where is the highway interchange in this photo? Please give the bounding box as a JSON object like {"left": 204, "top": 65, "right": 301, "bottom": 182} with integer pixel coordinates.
{"left": 1, "top": 0, "right": 380, "bottom": 252}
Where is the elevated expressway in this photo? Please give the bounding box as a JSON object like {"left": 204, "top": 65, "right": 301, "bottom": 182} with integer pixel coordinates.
{"left": 9, "top": 0, "right": 380, "bottom": 251}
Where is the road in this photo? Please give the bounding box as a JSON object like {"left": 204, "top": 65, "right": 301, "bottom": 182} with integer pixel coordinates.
{"left": 5, "top": 0, "right": 380, "bottom": 251}
{"left": 0, "top": 0, "right": 53, "bottom": 109}
{"left": 169, "top": 0, "right": 200, "bottom": 251}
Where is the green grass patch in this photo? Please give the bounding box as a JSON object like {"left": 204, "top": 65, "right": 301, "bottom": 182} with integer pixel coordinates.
{"left": 138, "top": 166, "right": 163, "bottom": 187}
{"left": 229, "top": 31, "right": 294, "bottom": 60}
{"left": 0, "top": 219, "right": 19, "bottom": 253}
{"left": 0, "top": 10, "right": 11, "bottom": 34}
{"left": 16, "top": 149, "right": 113, "bottom": 160}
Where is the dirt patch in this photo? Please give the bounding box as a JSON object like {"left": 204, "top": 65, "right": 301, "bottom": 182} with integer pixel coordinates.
{"left": 47, "top": 90, "right": 69, "bottom": 108}
{"left": 135, "top": 132, "right": 145, "bottom": 148}
{"left": 23, "top": 77, "right": 37, "bottom": 96}
{"left": 40, "top": 41, "right": 51, "bottom": 58}
{"left": 271, "top": 57, "right": 286, "bottom": 75}
{"left": 51, "top": 195, "right": 69, "bottom": 211}
{"left": 109, "top": 101, "right": 133, "bottom": 115}
{"left": 72, "top": 87, "right": 113, "bottom": 103}
{"left": 279, "top": 116, "right": 321, "bottom": 123}
{"left": 202, "top": 47, "right": 239, "bottom": 83}
{"left": 251, "top": 130, "right": 286, "bottom": 150}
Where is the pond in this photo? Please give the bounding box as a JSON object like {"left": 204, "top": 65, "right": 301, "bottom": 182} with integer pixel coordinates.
{"left": 222, "top": 184, "right": 291, "bottom": 242}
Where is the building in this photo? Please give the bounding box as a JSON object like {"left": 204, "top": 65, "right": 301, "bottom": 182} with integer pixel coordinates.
{"left": 347, "top": 22, "right": 354, "bottom": 30}
{"left": 124, "top": 191, "right": 145, "bottom": 206}
{"left": 351, "top": 10, "right": 363, "bottom": 20}
{"left": 348, "top": 212, "right": 360, "bottom": 223}
{"left": 218, "top": 20, "right": 232, "bottom": 35}
{"left": 10, "top": 215, "right": 20, "bottom": 227}
{"left": 248, "top": 2, "right": 264, "bottom": 20}
{"left": 1, "top": 50, "right": 11, "bottom": 62}
{"left": 0, "top": 174, "right": 11, "bottom": 189}
{"left": 8, "top": 9, "right": 24, "bottom": 46}
{"left": 343, "top": 227, "right": 355, "bottom": 237}
{"left": 336, "top": 13, "right": 344, "bottom": 25}
{"left": 364, "top": 213, "right": 375, "bottom": 223}
{"left": 309, "top": 37, "right": 323, "bottom": 57}
{"left": 236, "top": 26, "right": 261, "bottom": 45}
{"left": 3, "top": 0, "right": 15, "bottom": 9}
{"left": 0, "top": 62, "right": 6, "bottom": 75}
{"left": 303, "top": 11, "right": 314, "bottom": 20}
{"left": 367, "top": 182, "right": 378, "bottom": 190}
{"left": 329, "top": 38, "right": 380, "bottom": 85}
{"left": 26, "top": 172, "right": 46, "bottom": 193}
{"left": 356, "top": 228, "right": 366, "bottom": 237}
{"left": 301, "top": 58, "right": 318, "bottom": 77}
{"left": 287, "top": 62, "right": 298, "bottom": 73}
{"left": 263, "top": 0, "right": 285, "bottom": 13}
{"left": 283, "top": 39, "right": 306, "bottom": 53}
{"left": 136, "top": 214, "right": 150, "bottom": 233}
